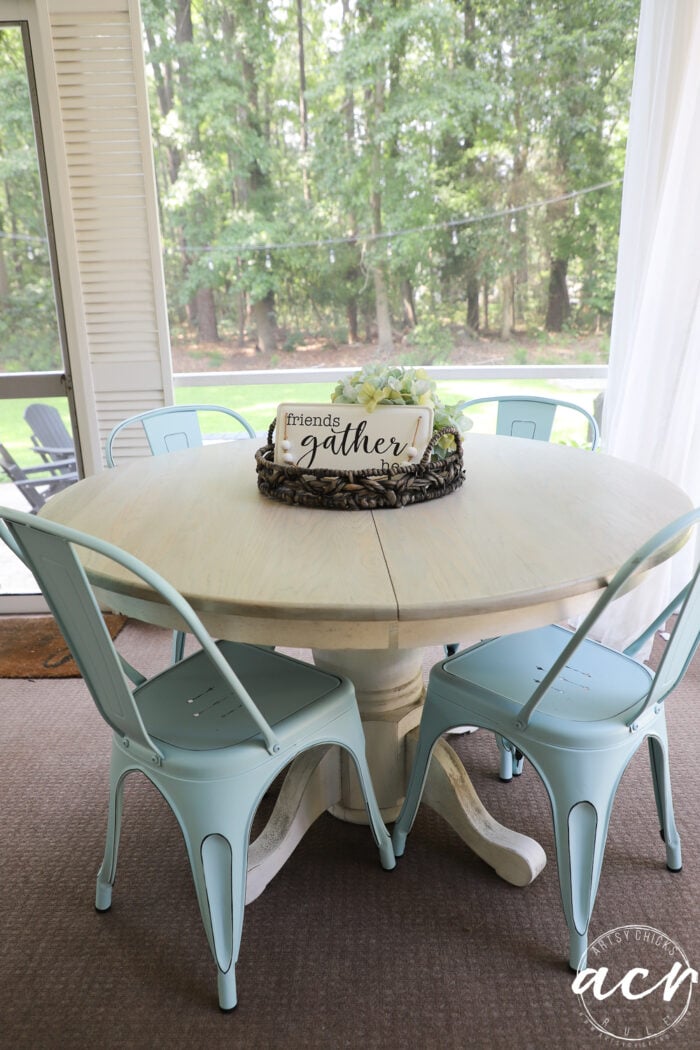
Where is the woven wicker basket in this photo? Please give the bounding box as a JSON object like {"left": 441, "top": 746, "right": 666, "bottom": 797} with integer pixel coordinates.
{"left": 255, "top": 422, "right": 465, "bottom": 510}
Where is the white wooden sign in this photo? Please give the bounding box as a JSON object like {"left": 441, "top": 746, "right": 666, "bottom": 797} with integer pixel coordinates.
{"left": 274, "top": 403, "right": 434, "bottom": 471}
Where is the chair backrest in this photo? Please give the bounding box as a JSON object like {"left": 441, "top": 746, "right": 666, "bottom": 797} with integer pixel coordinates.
{"left": 647, "top": 554, "right": 700, "bottom": 710}
{"left": 515, "top": 508, "right": 700, "bottom": 730}
{"left": 24, "top": 404, "right": 75, "bottom": 455}
{"left": 105, "top": 404, "right": 256, "bottom": 466}
{"left": 0, "top": 506, "right": 281, "bottom": 757}
{"left": 458, "top": 395, "right": 600, "bottom": 450}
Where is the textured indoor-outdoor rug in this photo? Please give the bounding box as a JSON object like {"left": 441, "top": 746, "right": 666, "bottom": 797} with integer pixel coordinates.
{"left": 0, "top": 614, "right": 127, "bottom": 678}
{"left": 1, "top": 622, "right": 699, "bottom": 1050}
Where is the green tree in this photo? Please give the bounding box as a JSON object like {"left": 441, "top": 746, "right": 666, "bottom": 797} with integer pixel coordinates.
{"left": 526, "top": 0, "right": 638, "bottom": 330}
{"left": 137, "top": 0, "right": 637, "bottom": 356}
{"left": 0, "top": 27, "right": 62, "bottom": 372}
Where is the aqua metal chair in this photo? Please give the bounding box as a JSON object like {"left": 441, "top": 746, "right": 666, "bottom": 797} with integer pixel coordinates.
{"left": 105, "top": 404, "right": 257, "bottom": 661}
{"left": 0, "top": 506, "right": 395, "bottom": 1012}
{"left": 105, "top": 403, "right": 256, "bottom": 467}
{"left": 448, "top": 395, "right": 601, "bottom": 776}
{"left": 393, "top": 508, "right": 700, "bottom": 971}
{"left": 458, "top": 394, "right": 600, "bottom": 449}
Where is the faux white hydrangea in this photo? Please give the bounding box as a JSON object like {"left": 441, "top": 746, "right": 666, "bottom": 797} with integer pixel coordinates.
{"left": 331, "top": 365, "right": 471, "bottom": 459}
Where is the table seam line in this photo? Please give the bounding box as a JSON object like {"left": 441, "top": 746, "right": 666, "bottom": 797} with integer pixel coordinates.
{"left": 371, "top": 511, "right": 400, "bottom": 623}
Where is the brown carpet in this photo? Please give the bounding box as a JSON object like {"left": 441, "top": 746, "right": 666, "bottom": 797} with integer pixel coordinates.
{"left": 1, "top": 623, "right": 699, "bottom": 1050}
{"left": 0, "top": 614, "right": 127, "bottom": 678}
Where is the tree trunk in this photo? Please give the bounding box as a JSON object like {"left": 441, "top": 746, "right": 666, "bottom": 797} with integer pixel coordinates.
{"left": 0, "top": 239, "right": 9, "bottom": 299}
{"left": 195, "top": 287, "right": 219, "bottom": 342}
{"left": 401, "top": 279, "right": 417, "bottom": 328}
{"left": 346, "top": 299, "right": 359, "bottom": 344}
{"left": 466, "top": 275, "right": 479, "bottom": 334}
{"left": 225, "top": 5, "right": 270, "bottom": 344}
{"left": 363, "top": 304, "right": 373, "bottom": 344}
{"left": 296, "top": 0, "right": 310, "bottom": 203}
{"left": 545, "top": 257, "right": 570, "bottom": 331}
{"left": 340, "top": 2, "right": 360, "bottom": 341}
{"left": 343, "top": 247, "right": 361, "bottom": 343}
{"left": 500, "top": 273, "right": 514, "bottom": 339}
{"left": 252, "top": 291, "right": 277, "bottom": 353}
{"left": 364, "top": 11, "right": 393, "bottom": 357}
{"left": 374, "top": 266, "right": 393, "bottom": 354}
{"left": 236, "top": 289, "right": 247, "bottom": 346}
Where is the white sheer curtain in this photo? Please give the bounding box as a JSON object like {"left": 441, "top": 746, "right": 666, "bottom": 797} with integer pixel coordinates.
{"left": 599, "top": 0, "right": 700, "bottom": 652}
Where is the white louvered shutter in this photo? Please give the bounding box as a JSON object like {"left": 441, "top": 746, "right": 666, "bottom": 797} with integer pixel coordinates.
{"left": 48, "top": 0, "right": 172, "bottom": 465}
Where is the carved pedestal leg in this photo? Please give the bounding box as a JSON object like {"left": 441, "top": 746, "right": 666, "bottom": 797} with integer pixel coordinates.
{"left": 245, "top": 745, "right": 340, "bottom": 903}
{"left": 408, "top": 731, "right": 547, "bottom": 887}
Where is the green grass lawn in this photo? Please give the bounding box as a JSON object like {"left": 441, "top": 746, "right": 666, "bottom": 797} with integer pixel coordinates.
{"left": 1, "top": 376, "right": 603, "bottom": 468}
{"left": 175, "top": 377, "right": 602, "bottom": 437}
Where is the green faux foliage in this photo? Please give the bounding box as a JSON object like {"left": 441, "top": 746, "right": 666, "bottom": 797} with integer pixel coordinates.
{"left": 332, "top": 365, "right": 471, "bottom": 459}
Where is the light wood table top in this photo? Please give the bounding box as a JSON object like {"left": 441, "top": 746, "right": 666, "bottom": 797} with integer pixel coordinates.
{"left": 40, "top": 433, "right": 693, "bottom": 898}
{"left": 41, "top": 433, "right": 693, "bottom": 651}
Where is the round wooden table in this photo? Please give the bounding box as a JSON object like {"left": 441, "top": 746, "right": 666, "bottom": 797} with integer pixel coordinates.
{"left": 41, "top": 433, "right": 692, "bottom": 901}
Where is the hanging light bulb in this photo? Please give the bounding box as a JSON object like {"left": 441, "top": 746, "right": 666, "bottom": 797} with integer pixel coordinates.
{"left": 451, "top": 228, "right": 458, "bottom": 246}
{"left": 265, "top": 252, "right": 272, "bottom": 269}
{"left": 329, "top": 248, "right": 336, "bottom": 264}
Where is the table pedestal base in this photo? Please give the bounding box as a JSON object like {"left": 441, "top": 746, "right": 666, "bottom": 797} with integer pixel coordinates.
{"left": 313, "top": 647, "right": 424, "bottom": 823}
{"left": 245, "top": 647, "right": 546, "bottom": 902}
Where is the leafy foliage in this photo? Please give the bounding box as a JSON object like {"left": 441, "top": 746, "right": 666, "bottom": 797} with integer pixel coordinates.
{"left": 0, "top": 1, "right": 638, "bottom": 371}
{"left": 332, "top": 364, "right": 471, "bottom": 457}
{"left": 0, "top": 27, "right": 62, "bottom": 372}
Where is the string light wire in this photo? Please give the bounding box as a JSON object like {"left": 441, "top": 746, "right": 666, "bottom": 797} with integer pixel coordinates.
{"left": 179, "top": 179, "right": 620, "bottom": 256}
{"left": 1, "top": 179, "right": 620, "bottom": 254}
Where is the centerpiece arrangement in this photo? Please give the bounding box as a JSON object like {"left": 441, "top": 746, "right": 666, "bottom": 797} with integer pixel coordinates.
{"left": 330, "top": 364, "right": 470, "bottom": 459}
{"left": 255, "top": 364, "right": 470, "bottom": 510}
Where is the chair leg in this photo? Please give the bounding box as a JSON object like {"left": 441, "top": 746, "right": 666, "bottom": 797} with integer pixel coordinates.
{"left": 497, "top": 735, "right": 513, "bottom": 781}
{"left": 648, "top": 732, "right": 682, "bottom": 871}
{"left": 546, "top": 786, "right": 615, "bottom": 971}
{"left": 340, "top": 712, "right": 395, "bottom": 871}
{"left": 94, "top": 755, "right": 246, "bottom": 1012}
{"left": 171, "top": 629, "right": 186, "bottom": 664}
{"left": 95, "top": 748, "right": 129, "bottom": 911}
{"left": 155, "top": 771, "right": 260, "bottom": 1011}
{"left": 200, "top": 833, "right": 239, "bottom": 1010}
{"left": 392, "top": 710, "right": 446, "bottom": 857}
{"left": 183, "top": 819, "right": 249, "bottom": 1011}
{"left": 497, "top": 735, "right": 524, "bottom": 780}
